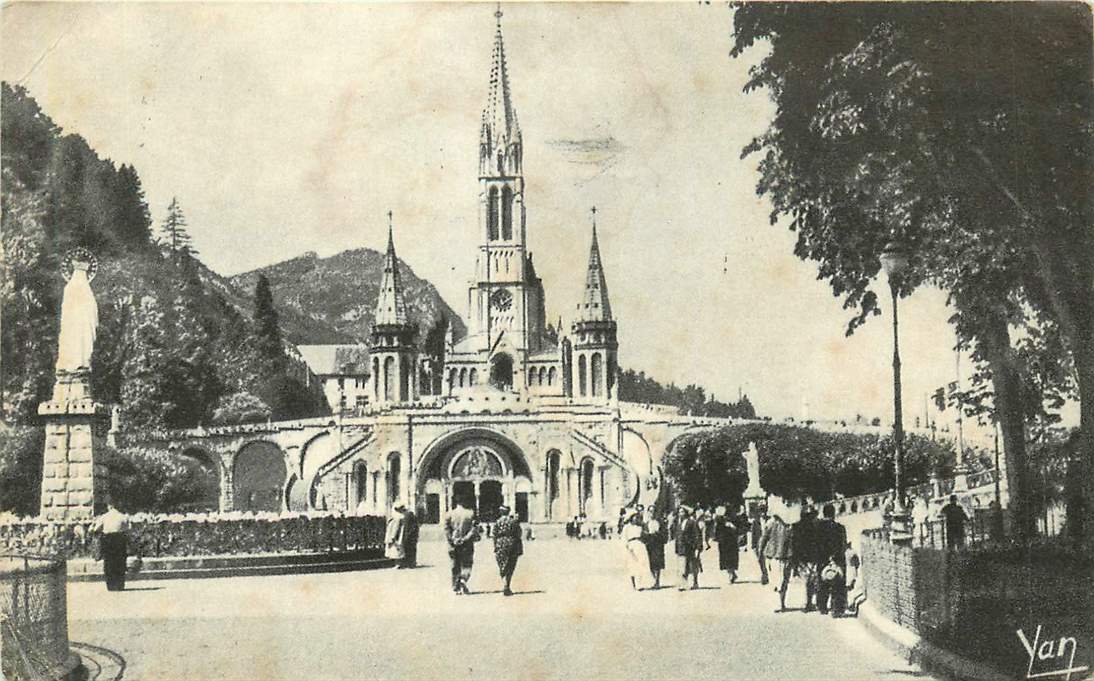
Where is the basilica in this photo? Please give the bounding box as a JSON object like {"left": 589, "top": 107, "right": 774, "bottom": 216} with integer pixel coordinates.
{"left": 370, "top": 9, "right": 617, "bottom": 409}
{"left": 131, "top": 10, "right": 689, "bottom": 528}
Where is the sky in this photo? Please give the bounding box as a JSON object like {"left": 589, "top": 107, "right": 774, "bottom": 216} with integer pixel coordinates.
{"left": 2, "top": 2, "right": 1004, "bottom": 431}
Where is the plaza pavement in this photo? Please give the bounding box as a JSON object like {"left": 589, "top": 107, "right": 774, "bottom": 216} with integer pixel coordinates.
{"left": 67, "top": 536, "right": 932, "bottom": 681}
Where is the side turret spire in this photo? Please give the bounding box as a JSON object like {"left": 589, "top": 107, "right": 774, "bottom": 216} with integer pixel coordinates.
{"left": 577, "top": 207, "right": 612, "bottom": 322}
{"left": 375, "top": 211, "right": 408, "bottom": 326}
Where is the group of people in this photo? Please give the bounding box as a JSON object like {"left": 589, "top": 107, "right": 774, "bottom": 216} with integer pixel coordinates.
{"left": 568, "top": 514, "right": 611, "bottom": 540}
{"left": 619, "top": 503, "right": 758, "bottom": 591}
{"left": 757, "top": 502, "right": 857, "bottom": 616}
{"left": 443, "top": 496, "right": 525, "bottom": 596}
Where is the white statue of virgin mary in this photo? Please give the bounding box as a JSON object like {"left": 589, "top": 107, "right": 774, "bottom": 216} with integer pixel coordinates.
{"left": 55, "top": 258, "right": 99, "bottom": 373}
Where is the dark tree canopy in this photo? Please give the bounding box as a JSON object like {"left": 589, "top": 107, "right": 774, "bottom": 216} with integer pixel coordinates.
{"left": 730, "top": 2, "right": 1094, "bottom": 543}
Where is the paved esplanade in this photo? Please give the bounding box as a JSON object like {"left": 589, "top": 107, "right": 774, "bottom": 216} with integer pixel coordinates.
{"left": 68, "top": 539, "right": 931, "bottom": 680}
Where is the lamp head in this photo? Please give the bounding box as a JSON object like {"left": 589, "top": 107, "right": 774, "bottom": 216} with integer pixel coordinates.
{"left": 879, "top": 239, "right": 910, "bottom": 278}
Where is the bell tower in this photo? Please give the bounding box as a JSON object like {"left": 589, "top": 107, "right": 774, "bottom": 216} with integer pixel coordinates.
{"left": 571, "top": 208, "right": 618, "bottom": 402}
{"left": 469, "top": 6, "right": 543, "bottom": 355}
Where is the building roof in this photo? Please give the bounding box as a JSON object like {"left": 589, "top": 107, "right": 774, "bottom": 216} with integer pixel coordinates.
{"left": 297, "top": 344, "right": 370, "bottom": 377}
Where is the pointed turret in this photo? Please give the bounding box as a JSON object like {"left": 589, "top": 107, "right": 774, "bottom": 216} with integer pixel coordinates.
{"left": 480, "top": 6, "right": 522, "bottom": 177}
{"left": 570, "top": 207, "right": 619, "bottom": 403}
{"left": 375, "top": 218, "right": 408, "bottom": 326}
{"left": 371, "top": 212, "right": 418, "bottom": 406}
{"left": 577, "top": 215, "right": 613, "bottom": 322}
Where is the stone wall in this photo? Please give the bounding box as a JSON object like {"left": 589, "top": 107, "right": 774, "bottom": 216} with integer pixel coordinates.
{"left": 861, "top": 529, "right": 1094, "bottom": 677}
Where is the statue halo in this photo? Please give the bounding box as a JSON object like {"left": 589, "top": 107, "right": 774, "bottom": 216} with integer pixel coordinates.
{"left": 62, "top": 248, "right": 98, "bottom": 282}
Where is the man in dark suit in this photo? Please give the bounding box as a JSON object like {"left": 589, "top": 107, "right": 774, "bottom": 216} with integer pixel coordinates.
{"left": 674, "top": 506, "right": 703, "bottom": 590}
{"left": 815, "top": 503, "right": 848, "bottom": 616}
{"left": 444, "top": 494, "right": 479, "bottom": 594}
{"left": 401, "top": 505, "right": 420, "bottom": 569}
{"left": 791, "top": 505, "right": 820, "bottom": 611}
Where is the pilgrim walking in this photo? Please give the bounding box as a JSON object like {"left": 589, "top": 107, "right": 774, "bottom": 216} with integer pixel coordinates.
{"left": 401, "top": 505, "right": 420, "bottom": 569}
{"left": 642, "top": 509, "right": 666, "bottom": 589}
{"left": 714, "top": 506, "right": 742, "bottom": 583}
{"left": 445, "top": 495, "right": 479, "bottom": 594}
{"left": 674, "top": 506, "right": 703, "bottom": 590}
{"left": 492, "top": 505, "right": 523, "bottom": 596}
{"left": 621, "top": 510, "right": 650, "bottom": 590}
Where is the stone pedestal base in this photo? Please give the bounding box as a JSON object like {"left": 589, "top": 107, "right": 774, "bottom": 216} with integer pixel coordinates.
{"left": 38, "top": 371, "right": 110, "bottom": 521}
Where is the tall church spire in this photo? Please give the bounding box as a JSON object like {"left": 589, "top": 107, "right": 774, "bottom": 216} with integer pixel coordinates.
{"left": 481, "top": 5, "right": 521, "bottom": 176}
{"left": 375, "top": 211, "right": 408, "bottom": 326}
{"left": 577, "top": 207, "right": 612, "bottom": 322}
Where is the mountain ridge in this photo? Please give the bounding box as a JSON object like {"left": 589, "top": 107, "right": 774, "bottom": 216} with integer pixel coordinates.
{"left": 228, "top": 249, "right": 467, "bottom": 346}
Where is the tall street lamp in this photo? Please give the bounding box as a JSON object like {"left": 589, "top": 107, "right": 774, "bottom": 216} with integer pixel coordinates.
{"left": 880, "top": 237, "right": 913, "bottom": 543}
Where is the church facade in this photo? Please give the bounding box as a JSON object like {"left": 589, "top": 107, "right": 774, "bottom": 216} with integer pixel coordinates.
{"left": 136, "top": 10, "right": 691, "bottom": 526}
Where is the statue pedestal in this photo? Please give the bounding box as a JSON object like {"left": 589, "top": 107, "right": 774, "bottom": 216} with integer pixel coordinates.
{"left": 38, "top": 370, "right": 110, "bottom": 521}
{"left": 742, "top": 441, "right": 767, "bottom": 515}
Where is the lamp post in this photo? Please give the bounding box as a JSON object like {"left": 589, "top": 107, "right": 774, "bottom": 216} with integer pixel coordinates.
{"left": 880, "top": 237, "right": 913, "bottom": 543}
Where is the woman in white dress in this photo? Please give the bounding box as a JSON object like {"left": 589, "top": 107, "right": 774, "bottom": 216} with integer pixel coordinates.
{"left": 622, "top": 512, "right": 650, "bottom": 590}
{"left": 384, "top": 504, "right": 406, "bottom": 561}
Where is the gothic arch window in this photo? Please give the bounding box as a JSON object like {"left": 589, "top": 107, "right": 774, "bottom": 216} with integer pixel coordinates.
{"left": 459, "top": 367, "right": 468, "bottom": 387}
{"left": 372, "top": 357, "right": 380, "bottom": 396}
{"left": 591, "top": 353, "right": 603, "bottom": 397}
{"left": 487, "top": 187, "right": 499, "bottom": 240}
{"left": 501, "top": 186, "right": 513, "bottom": 240}
{"left": 383, "top": 357, "right": 395, "bottom": 402}
{"left": 548, "top": 366, "right": 557, "bottom": 386}
{"left": 469, "top": 368, "right": 478, "bottom": 385}
{"left": 354, "top": 461, "right": 368, "bottom": 505}
{"left": 449, "top": 368, "right": 458, "bottom": 390}
{"left": 546, "top": 450, "right": 562, "bottom": 519}
{"left": 579, "top": 457, "right": 595, "bottom": 514}
{"left": 387, "top": 452, "right": 401, "bottom": 508}
{"left": 578, "top": 354, "right": 588, "bottom": 397}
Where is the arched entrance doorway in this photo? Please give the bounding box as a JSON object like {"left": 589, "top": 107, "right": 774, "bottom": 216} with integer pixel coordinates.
{"left": 233, "top": 441, "right": 287, "bottom": 512}
{"left": 418, "top": 430, "right": 532, "bottom": 524}
{"left": 490, "top": 353, "right": 514, "bottom": 391}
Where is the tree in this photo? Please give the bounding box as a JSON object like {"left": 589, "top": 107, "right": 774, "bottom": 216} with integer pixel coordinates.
{"left": 113, "top": 164, "right": 153, "bottom": 248}
{"left": 159, "top": 197, "right": 196, "bottom": 261}
{"left": 211, "top": 392, "right": 271, "bottom": 425}
{"left": 662, "top": 422, "right": 957, "bottom": 508}
{"left": 252, "top": 273, "right": 284, "bottom": 373}
{"left": 730, "top": 3, "right": 1094, "bottom": 542}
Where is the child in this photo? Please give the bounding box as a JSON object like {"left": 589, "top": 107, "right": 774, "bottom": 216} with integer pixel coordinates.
{"left": 844, "top": 541, "right": 865, "bottom": 615}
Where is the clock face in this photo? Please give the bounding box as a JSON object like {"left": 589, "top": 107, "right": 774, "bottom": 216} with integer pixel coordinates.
{"left": 490, "top": 289, "right": 513, "bottom": 312}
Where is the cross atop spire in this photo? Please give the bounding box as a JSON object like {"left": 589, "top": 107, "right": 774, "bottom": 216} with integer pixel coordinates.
{"left": 376, "top": 211, "right": 408, "bottom": 326}
{"left": 481, "top": 4, "right": 521, "bottom": 176}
